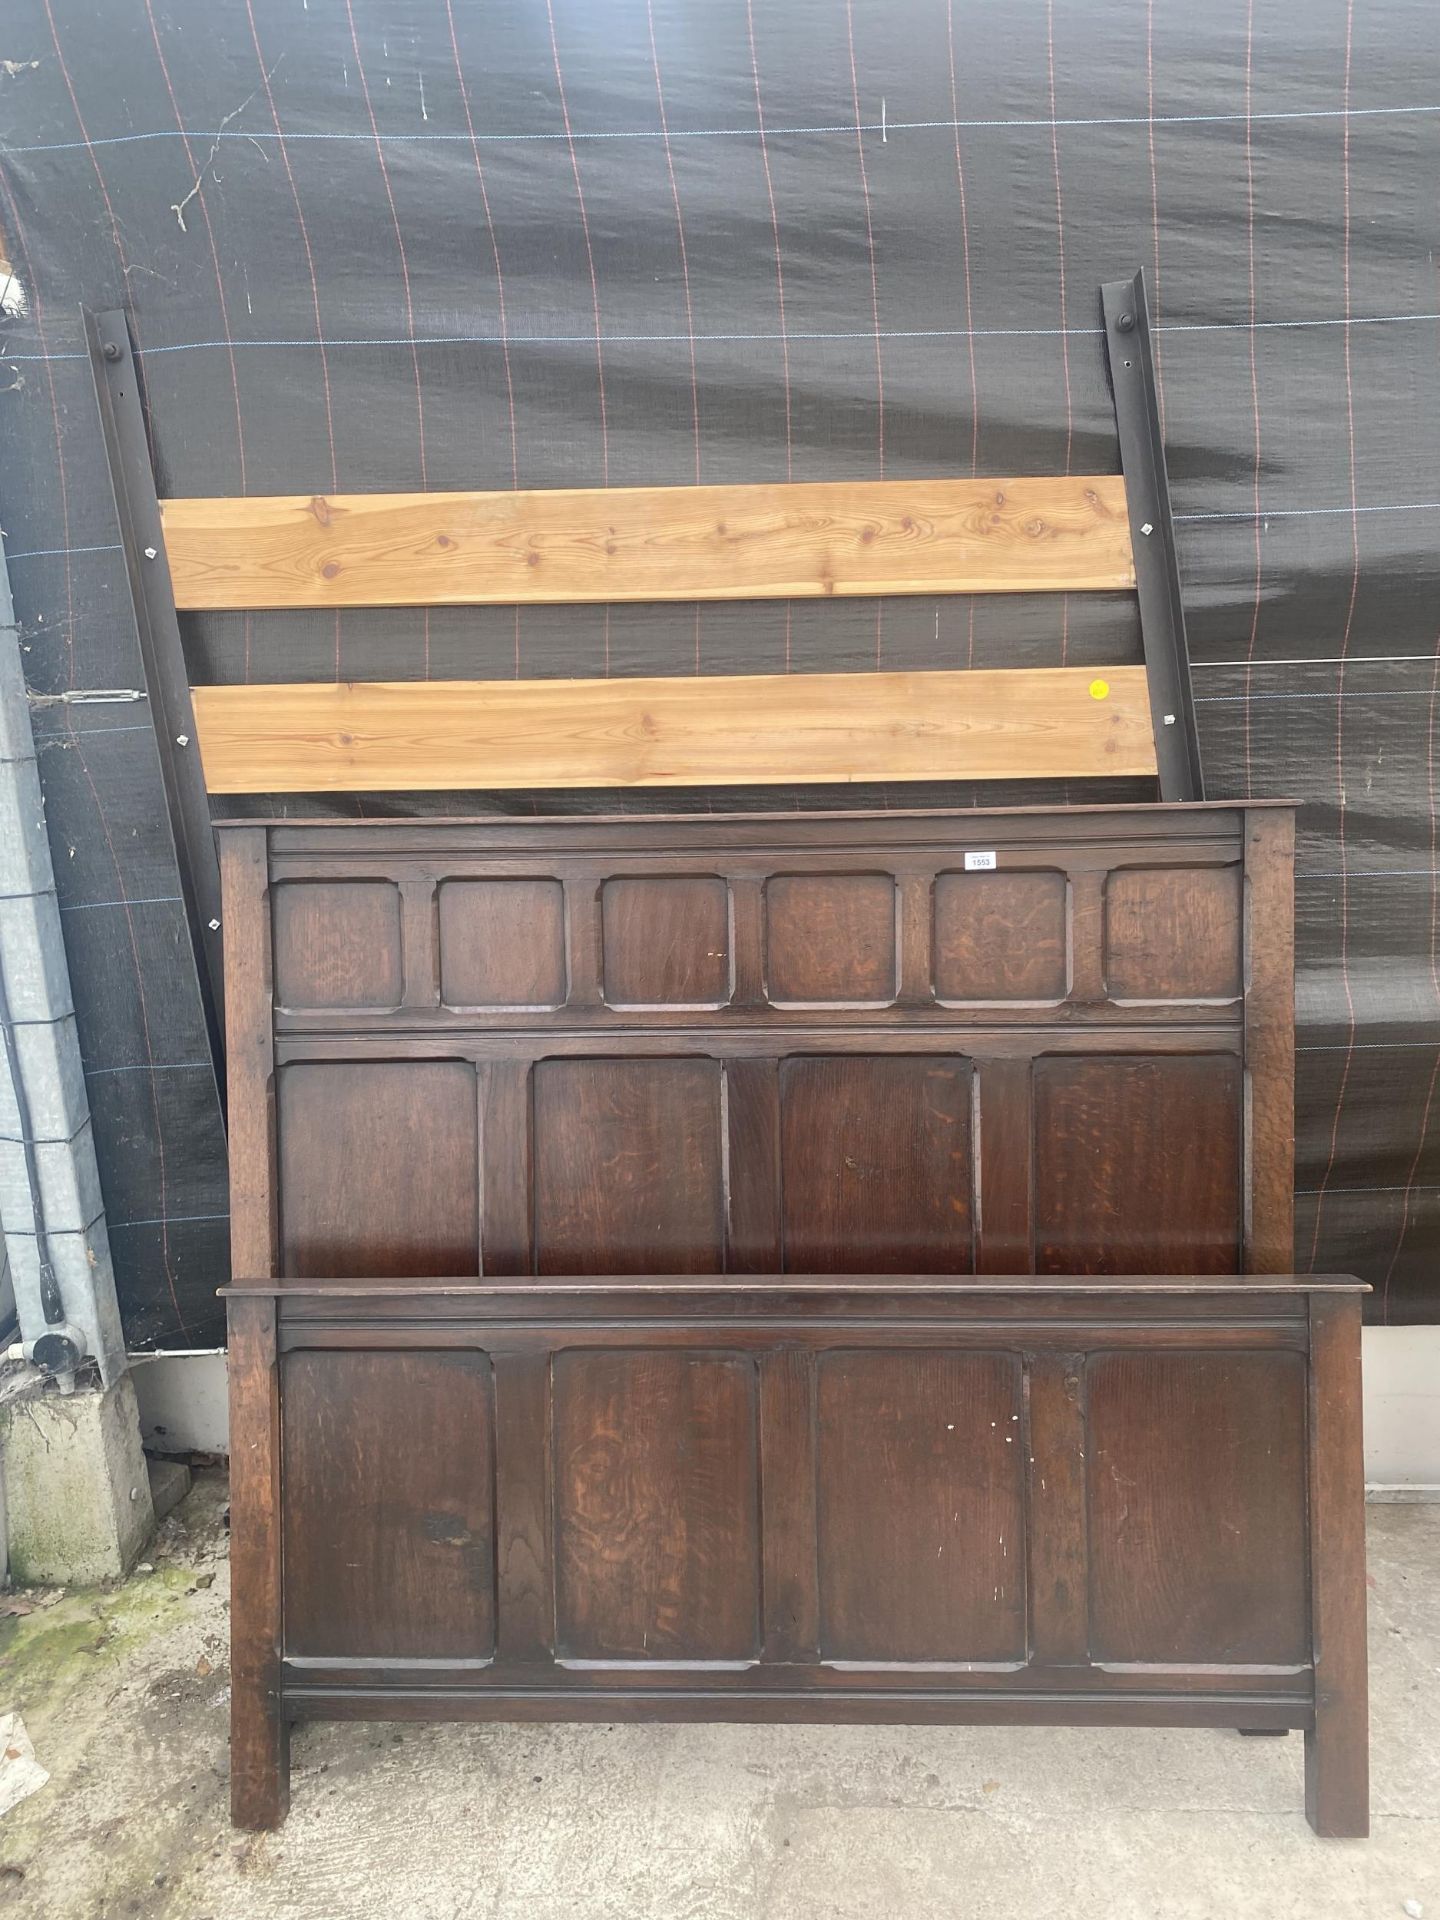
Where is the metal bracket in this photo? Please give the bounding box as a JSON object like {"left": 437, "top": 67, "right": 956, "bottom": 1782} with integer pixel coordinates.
{"left": 84, "top": 308, "right": 226, "bottom": 1116}
{"left": 1101, "top": 269, "right": 1204, "bottom": 803}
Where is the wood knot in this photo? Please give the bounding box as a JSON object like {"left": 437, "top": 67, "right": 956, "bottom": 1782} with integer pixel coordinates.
{"left": 321, "top": 561, "right": 341, "bottom": 580}
{"left": 307, "top": 496, "right": 332, "bottom": 526}
{"left": 859, "top": 526, "right": 876, "bottom": 545}
{"left": 436, "top": 533, "right": 453, "bottom": 549}
{"left": 526, "top": 550, "right": 541, "bottom": 567}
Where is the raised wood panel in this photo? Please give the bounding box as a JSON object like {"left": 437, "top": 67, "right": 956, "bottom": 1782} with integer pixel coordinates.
{"left": 816, "top": 1350, "right": 1025, "bottom": 1662}
{"left": 780, "top": 1056, "right": 974, "bottom": 1272}
{"left": 1032, "top": 1055, "right": 1241, "bottom": 1274}
{"left": 282, "top": 1349, "right": 495, "bottom": 1659}
{"left": 552, "top": 1349, "right": 759, "bottom": 1661}
{"left": 766, "top": 874, "right": 897, "bottom": 1004}
{"left": 532, "top": 1058, "right": 725, "bottom": 1274}
{"left": 277, "top": 1061, "right": 479, "bottom": 1276}
{"left": 162, "top": 476, "right": 1135, "bottom": 609}
{"left": 933, "top": 870, "right": 1068, "bottom": 1001}
{"left": 1105, "top": 865, "right": 1243, "bottom": 1001}
{"left": 271, "top": 880, "right": 402, "bottom": 1011}
{"left": 190, "top": 667, "right": 1159, "bottom": 793}
{"left": 601, "top": 876, "right": 731, "bottom": 1007}
{"left": 439, "top": 878, "right": 566, "bottom": 1009}
{"left": 1087, "top": 1350, "right": 1309, "bottom": 1664}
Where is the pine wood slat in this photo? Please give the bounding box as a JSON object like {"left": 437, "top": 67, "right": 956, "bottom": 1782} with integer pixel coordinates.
{"left": 191, "top": 665, "right": 1157, "bottom": 792}
{"left": 161, "top": 477, "right": 1134, "bottom": 609}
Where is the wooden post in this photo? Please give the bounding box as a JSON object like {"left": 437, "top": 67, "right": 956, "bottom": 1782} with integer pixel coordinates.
{"left": 227, "top": 1293, "right": 288, "bottom": 1829}
{"left": 1304, "top": 1291, "right": 1369, "bottom": 1837}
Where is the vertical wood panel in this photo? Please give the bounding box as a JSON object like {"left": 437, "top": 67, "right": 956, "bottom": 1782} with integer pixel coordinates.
{"left": 481, "top": 1060, "right": 534, "bottom": 1278}
{"left": 1105, "top": 866, "right": 1243, "bottom": 1001}
{"left": 1068, "top": 868, "right": 1106, "bottom": 1005}
{"left": 759, "top": 1348, "right": 820, "bottom": 1663}
{"left": 780, "top": 1056, "right": 974, "bottom": 1273}
{"left": 278, "top": 1061, "right": 480, "bottom": 1276}
{"left": 564, "top": 878, "right": 604, "bottom": 1010}
{"left": 398, "top": 876, "right": 438, "bottom": 1010}
{"left": 1087, "top": 1350, "right": 1309, "bottom": 1663}
{"left": 552, "top": 1350, "right": 760, "bottom": 1661}
{"left": 725, "top": 1058, "right": 782, "bottom": 1273}
{"left": 221, "top": 830, "right": 276, "bottom": 1281}
{"left": 1024, "top": 1352, "right": 1090, "bottom": 1664}
{"left": 227, "top": 1295, "right": 287, "bottom": 1828}
{"left": 1245, "top": 810, "right": 1297, "bottom": 1273}
{"left": 533, "top": 1058, "right": 725, "bottom": 1274}
{"left": 975, "top": 1056, "right": 1033, "bottom": 1274}
{"left": 1033, "top": 1055, "right": 1242, "bottom": 1274}
{"left": 815, "top": 1350, "right": 1026, "bottom": 1662}
{"left": 766, "top": 874, "right": 897, "bottom": 1004}
{"left": 934, "top": 871, "right": 1068, "bottom": 1001}
{"left": 493, "top": 1347, "right": 555, "bottom": 1663}
{"left": 729, "top": 876, "right": 766, "bottom": 1009}
{"left": 1304, "top": 1294, "right": 1369, "bottom": 1837}
{"left": 282, "top": 1349, "right": 495, "bottom": 1659}
{"left": 896, "top": 871, "right": 933, "bottom": 1007}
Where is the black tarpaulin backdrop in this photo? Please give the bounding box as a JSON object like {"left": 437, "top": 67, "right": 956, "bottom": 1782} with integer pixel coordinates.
{"left": 1, "top": 0, "right": 1437, "bottom": 1346}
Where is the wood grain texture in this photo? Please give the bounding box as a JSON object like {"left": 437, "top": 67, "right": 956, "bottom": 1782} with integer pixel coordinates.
{"left": 1105, "top": 864, "right": 1243, "bottom": 1001}
{"left": 190, "top": 667, "right": 1159, "bottom": 792}
{"left": 219, "top": 830, "right": 276, "bottom": 1282}
{"left": 1305, "top": 1293, "right": 1369, "bottom": 1837}
{"left": 779, "top": 1055, "right": 974, "bottom": 1273}
{"left": 1245, "top": 811, "right": 1297, "bottom": 1273}
{"left": 815, "top": 1350, "right": 1026, "bottom": 1662}
{"left": 439, "top": 878, "right": 566, "bottom": 1008}
{"left": 766, "top": 872, "right": 897, "bottom": 1003}
{"left": 1032, "top": 1054, "right": 1242, "bottom": 1274}
{"left": 162, "top": 476, "right": 1135, "bottom": 609}
{"left": 934, "top": 869, "right": 1068, "bottom": 1001}
{"left": 1087, "top": 1350, "right": 1309, "bottom": 1664}
{"left": 271, "top": 880, "right": 402, "bottom": 1011}
{"left": 532, "top": 1057, "right": 725, "bottom": 1274}
{"left": 282, "top": 1349, "right": 495, "bottom": 1659}
{"left": 277, "top": 1060, "right": 480, "bottom": 1276}
{"left": 552, "top": 1349, "right": 760, "bottom": 1661}
{"left": 227, "top": 1294, "right": 287, "bottom": 1829}
{"left": 601, "top": 875, "right": 731, "bottom": 1006}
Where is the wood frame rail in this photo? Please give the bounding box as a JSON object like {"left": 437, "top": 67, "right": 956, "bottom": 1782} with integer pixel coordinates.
{"left": 192, "top": 665, "right": 1157, "bottom": 793}
{"left": 158, "top": 476, "right": 1135, "bottom": 608}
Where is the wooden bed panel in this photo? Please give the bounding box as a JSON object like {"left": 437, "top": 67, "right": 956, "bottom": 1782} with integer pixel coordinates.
{"left": 281, "top": 1348, "right": 496, "bottom": 1661}
{"left": 277, "top": 1060, "right": 481, "bottom": 1277}
{"left": 1086, "top": 1349, "right": 1310, "bottom": 1664}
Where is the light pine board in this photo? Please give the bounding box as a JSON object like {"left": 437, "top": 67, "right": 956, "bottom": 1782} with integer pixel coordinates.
{"left": 161, "top": 477, "right": 1134, "bottom": 609}
{"left": 191, "top": 666, "right": 1157, "bottom": 792}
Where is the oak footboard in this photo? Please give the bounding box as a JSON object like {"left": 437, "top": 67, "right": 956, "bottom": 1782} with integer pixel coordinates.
{"left": 225, "top": 1275, "right": 1367, "bottom": 1838}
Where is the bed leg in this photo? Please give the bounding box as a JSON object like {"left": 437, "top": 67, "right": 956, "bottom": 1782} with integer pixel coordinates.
{"left": 1304, "top": 1294, "right": 1369, "bottom": 1839}
{"left": 228, "top": 1294, "right": 289, "bottom": 1829}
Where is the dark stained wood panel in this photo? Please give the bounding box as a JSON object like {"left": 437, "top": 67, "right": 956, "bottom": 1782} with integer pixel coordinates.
{"left": 272, "top": 881, "right": 402, "bottom": 1011}
{"left": 601, "top": 875, "right": 731, "bottom": 1007}
{"left": 439, "top": 878, "right": 566, "bottom": 1008}
{"left": 552, "top": 1349, "right": 759, "bottom": 1661}
{"left": 766, "top": 874, "right": 897, "bottom": 1004}
{"left": 532, "top": 1058, "right": 725, "bottom": 1274}
{"left": 1032, "top": 1055, "right": 1242, "bottom": 1274}
{"left": 780, "top": 1056, "right": 974, "bottom": 1272}
{"left": 277, "top": 1061, "right": 479, "bottom": 1276}
{"left": 816, "top": 1350, "right": 1025, "bottom": 1661}
{"left": 1087, "top": 1350, "right": 1309, "bottom": 1664}
{"left": 933, "top": 870, "right": 1068, "bottom": 1001}
{"left": 282, "top": 1349, "right": 495, "bottom": 1660}
{"left": 1105, "top": 865, "right": 1243, "bottom": 1001}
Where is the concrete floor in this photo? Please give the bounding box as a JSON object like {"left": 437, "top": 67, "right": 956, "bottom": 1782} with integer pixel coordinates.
{"left": 0, "top": 1476, "right": 1436, "bottom": 1920}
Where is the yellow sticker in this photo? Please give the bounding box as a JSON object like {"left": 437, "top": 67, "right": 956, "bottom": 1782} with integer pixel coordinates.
{"left": 1089, "top": 678, "right": 1110, "bottom": 700}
